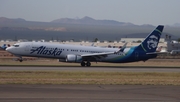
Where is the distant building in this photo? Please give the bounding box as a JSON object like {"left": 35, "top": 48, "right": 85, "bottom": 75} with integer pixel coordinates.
{"left": 5, "top": 39, "right": 13, "bottom": 42}
{"left": 120, "top": 38, "right": 165, "bottom": 43}
{"left": 166, "top": 40, "right": 180, "bottom": 52}
{"left": 17, "top": 39, "right": 29, "bottom": 42}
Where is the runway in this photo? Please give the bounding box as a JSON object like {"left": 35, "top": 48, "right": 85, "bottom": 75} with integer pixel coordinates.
{"left": 0, "top": 66, "right": 180, "bottom": 72}
{"left": 0, "top": 85, "right": 180, "bottom": 102}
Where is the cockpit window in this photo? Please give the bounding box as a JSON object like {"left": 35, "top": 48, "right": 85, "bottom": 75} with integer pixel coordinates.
{"left": 13, "top": 45, "right": 19, "bottom": 47}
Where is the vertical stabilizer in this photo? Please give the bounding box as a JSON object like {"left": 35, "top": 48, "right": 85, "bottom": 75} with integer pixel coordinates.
{"left": 137, "top": 25, "right": 164, "bottom": 53}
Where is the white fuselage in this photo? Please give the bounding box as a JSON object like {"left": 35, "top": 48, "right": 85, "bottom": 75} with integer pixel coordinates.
{"left": 6, "top": 42, "right": 130, "bottom": 62}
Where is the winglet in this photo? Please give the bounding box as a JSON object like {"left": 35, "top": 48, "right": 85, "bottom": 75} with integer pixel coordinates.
{"left": 91, "top": 43, "right": 95, "bottom": 46}
{"left": 119, "top": 42, "right": 128, "bottom": 52}
{"left": 114, "top": 42, "right": 128, "bottom": 54}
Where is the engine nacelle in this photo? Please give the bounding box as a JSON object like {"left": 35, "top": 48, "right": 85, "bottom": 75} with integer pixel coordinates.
{"left": 66, "top": 54, "right": 82, "bottom": 63}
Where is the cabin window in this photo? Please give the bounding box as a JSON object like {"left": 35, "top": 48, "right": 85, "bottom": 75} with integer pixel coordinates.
{"left": 13, "top": 45, "right": 19, "bottom": 47}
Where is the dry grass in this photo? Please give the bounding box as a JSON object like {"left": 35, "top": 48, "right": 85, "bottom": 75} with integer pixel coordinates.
{"left": 0, "top": 58, "right": 180, "bottom": 85}
{"left": 0, "top": 71, "right": 180, "bottom": 85}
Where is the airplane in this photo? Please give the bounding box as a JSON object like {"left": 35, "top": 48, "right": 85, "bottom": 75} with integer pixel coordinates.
{"left": 167, "top": 41, "right": 180, "bottom": 55}
{"left": 170, "top": 50, "right": 180, "bottom": 55}
{"left": 6, "top": 25, "right": 164, "bottom": 67}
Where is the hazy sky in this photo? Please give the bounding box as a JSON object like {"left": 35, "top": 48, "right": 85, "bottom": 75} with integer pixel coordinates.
{"left": 0, "top": 0, "right": 180, "bottom": 25}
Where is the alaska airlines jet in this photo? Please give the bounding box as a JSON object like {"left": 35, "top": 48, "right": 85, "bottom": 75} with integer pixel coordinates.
{"left": 6, "top": 25, "right": 164, "bottom": 66}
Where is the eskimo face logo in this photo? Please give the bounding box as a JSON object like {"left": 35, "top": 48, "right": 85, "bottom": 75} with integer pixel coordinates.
{"left": 147, "top": 35, "right": 158, "bottom": 49}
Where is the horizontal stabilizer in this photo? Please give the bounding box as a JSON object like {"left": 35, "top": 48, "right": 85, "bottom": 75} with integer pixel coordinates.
{"left": 146, "top": 52, "right": 168, "bottom": 55}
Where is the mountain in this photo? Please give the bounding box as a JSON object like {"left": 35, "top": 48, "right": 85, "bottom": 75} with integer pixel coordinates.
{"left": 121, "top": 33, "right": 178, "bottom": 39}
{"left": 51, "top": 16, "right": 135, "bottom": 26}
{"left": 0, "top": 17, "right": 26, "bottom": 23}
{"left": 0, "top": 17, "right": 180, "bottom": 41}
{"left": 172, "top": 23, "right": 180, "bottom": 27}
{"left": 0, "top": 16, "right": 137, "bottom": 28}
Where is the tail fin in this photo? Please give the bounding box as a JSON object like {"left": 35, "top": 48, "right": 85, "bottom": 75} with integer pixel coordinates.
{"left": 137, "top": 25, "right": 164, "bottom": 53}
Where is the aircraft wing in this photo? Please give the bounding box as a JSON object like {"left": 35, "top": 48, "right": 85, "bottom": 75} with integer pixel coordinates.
{"left": 81, "top": 42, "right": 128, "bottom": 57}
{"left": 80, "top": 50, "right": 126, "bottom": 62}
{"left": 81, "top": 52, "right": 115, "bottom": 57}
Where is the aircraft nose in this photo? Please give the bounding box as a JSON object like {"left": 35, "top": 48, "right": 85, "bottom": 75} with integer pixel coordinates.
{"left": 6, "top": 47, "right": 12, "bottom": 53}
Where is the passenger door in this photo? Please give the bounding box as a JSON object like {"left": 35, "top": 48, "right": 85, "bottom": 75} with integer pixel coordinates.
{"left": 25, "top": 45, "right": 31, "bottom": 52}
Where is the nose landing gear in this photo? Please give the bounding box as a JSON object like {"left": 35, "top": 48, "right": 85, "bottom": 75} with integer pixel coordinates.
{"left": 18, "top": 56, "right": 23, "bottom": 62}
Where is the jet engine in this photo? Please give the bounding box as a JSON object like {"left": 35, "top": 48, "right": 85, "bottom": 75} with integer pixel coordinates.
{"left": 66, "top": 54, "right": 82, "bottom": 62}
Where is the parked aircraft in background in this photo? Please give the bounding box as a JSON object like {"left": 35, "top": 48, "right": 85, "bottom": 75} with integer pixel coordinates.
{"left": 170, "top": 50, "right": 180, "bottom": 55}
{"left": 6, "top": 25, "right": 164, "bottom": 66}
{"left": 0, "top": 44, "right": 10, "bottom": 50}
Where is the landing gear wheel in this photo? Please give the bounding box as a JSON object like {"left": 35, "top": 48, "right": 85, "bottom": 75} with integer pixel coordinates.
{"left": 19, "top": 59, "right": 23, "bottom": 62}
{"left": 81, "top": 61, "right": 86, "bottom": 67}
{"left": 86, "top": 61, "right": 91, "bottom": 67}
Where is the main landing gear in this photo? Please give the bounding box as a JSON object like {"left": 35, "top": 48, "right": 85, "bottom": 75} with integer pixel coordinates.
{"left": 81, "top": 61, "right": 91, "bottom": 67}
